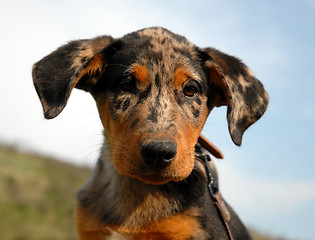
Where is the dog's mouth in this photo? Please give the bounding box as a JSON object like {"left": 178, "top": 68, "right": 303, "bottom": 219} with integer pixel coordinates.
{"left": 134, "top": 174, "right": 174, "bottom": 185}
{"left": 112, "top": 155, "right": 195, "bottom": 185}
{"left": 114, "top": 157, "right": 195, "bottom": 185}
{"left": 132, "top": 170, "right": 194, "bottom": 185}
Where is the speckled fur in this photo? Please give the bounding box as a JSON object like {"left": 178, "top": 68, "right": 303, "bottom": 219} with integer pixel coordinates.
{"left": 32, "top": 27, "right": 268, "bottom": 240}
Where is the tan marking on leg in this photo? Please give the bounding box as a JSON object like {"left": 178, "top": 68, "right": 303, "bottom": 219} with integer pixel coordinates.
{"left": 75, "top": 203, "right": 110, "bottom": 240}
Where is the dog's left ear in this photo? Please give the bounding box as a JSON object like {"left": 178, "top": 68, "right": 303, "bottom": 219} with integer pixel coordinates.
{"left": 202, "top": 48, "right": 269, "bottom": 146}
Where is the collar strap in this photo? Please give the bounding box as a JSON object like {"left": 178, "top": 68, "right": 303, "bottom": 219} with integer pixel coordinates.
{"left": 195, "top": 144, "right": 234, "bottom": 240}
{"left": 198, "top": 134, "right": 224, "bottom": 159}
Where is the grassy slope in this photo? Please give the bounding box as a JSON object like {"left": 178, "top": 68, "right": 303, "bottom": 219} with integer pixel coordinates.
{"left": 0, "top": 146, "right": 90, "bottom": 240}
{"left": 0, "top": 145, "right": 283, "bottom": 240}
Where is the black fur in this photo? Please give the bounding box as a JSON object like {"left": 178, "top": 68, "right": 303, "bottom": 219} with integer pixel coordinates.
{"left": 32, "top": 27, "right": 269, "bottom": 240}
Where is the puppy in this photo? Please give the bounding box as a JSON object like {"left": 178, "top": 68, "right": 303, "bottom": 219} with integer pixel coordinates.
{"left": 32, "top": 27, "right": 268, "bottom": 239}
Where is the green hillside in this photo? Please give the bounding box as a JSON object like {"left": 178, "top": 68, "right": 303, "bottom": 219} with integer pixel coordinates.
{"left": 0, "top": 145, "right": 90, "bottom": 240}
{"left": 0, "top": 145, "right": 284, "bottom": 240}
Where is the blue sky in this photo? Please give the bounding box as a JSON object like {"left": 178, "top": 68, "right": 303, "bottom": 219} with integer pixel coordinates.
{"left": 0, "top": 0, "right": 314, "bottom": 239}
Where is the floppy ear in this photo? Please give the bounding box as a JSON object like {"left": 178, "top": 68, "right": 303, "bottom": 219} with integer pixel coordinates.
{"left": 32, "top": 36, "right": 113, "bottom": 119}
{"left": 203, "top": 48, "right": 269, "bottom": 146}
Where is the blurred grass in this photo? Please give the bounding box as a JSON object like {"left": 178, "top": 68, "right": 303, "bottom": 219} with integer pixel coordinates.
{"left": 0, "top": 145, "right": 285, "bottom": 240}
{"left": 0, "top": 145, "right": 90, "bottom": 240}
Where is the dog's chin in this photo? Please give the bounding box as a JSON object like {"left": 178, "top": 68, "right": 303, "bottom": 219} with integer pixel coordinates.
{"left": 130, "top": 172, "right": 192, "bottom": 185}
{"left": 134, "top": 175, "right": 172, "bottom": 185}
{"left": 114, "top": 159, "right": 195, "bottom": 185}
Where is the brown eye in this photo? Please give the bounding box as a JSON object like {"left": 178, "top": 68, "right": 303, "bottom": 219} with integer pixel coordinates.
{"left": 183, "top": 86, "right": 197, "bottom": 97}
{"left": 119, "top": 76, "right": 136, "bottom": 92}
{"left": 183, "top": 80, "right": 200, "bottom": 97}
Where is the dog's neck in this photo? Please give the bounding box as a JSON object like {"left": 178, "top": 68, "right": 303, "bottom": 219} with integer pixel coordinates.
{"left": 77, "top": 144, "right": 178, "bottom": 229}
{"left": 77, "top": 140, "right": 209, "bottom": 229}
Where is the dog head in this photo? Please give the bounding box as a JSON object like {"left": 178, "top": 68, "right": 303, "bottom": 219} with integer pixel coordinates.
{"left": 33, "top": 27, "right": 268, "bottom": 184}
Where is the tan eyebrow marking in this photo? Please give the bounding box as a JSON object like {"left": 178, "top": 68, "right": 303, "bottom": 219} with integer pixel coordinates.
{"left": 174, "top": 67, "right": 199, "bottom": 88}
{"left": 131, "top": 64, "right": 148, "bottom": 85}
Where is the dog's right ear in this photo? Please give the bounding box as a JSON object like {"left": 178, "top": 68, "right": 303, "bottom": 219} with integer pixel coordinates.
{"left": 32, "top": 36, "right": 114, "bottom": 119}
{"left": 201, "top": 48, "right": 269, "bottom": 146}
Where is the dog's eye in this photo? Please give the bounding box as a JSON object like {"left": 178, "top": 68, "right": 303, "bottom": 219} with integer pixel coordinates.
{"left": 183, "top": 80, "right": 200, "bottom": 97}
{"left": 119, "top": 76, "right": 136, "bottom": 92}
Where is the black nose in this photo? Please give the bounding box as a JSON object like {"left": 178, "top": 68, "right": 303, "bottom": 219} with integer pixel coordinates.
{"left": 140, "top": 140, "right": 177, "bottom": 169}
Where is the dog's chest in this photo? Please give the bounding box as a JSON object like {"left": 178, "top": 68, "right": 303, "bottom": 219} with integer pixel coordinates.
{"left": 105, "top": 207, "right": 209, "bottom": 240}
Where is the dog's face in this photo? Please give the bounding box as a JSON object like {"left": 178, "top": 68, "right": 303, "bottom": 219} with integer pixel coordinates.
{"left": 32, "top": 27, "right": 269, "bottom": 184}
{"left": 90, "top": 29, "right": 211, "bottom": 184}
